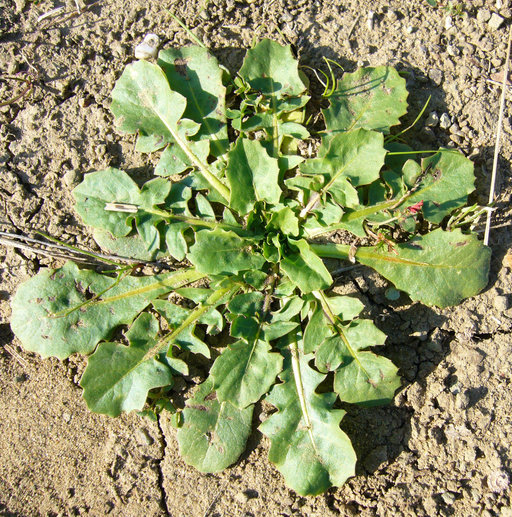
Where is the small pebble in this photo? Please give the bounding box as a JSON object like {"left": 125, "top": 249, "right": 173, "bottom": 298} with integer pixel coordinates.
{"left": 135, "top": 428, "right": 154, "bottom": 446}
{"left": 429, "top": 68, "right": 443, "bottom": 85}
{"left": 235, "top": 491, "right": 251, "bottom": 504}
{"left": 493, "top": 295, "right": 508, "bottom": 312}
{"left": 447, "top": 44, "right": 460, "bottom": 57}
{"left": 63, "top": 170, "right": 82, "bottom": 187}
{"left": 445, "top": 15, "right": 453, "bottom": 29}
{"left": 488, "top": 13, "right": 505, "bottom": 30}
{"left": 425, "top": 111, "right": 439, "bottom": 127}
{"left": 441, "top": 492, "right": 456, "bottom": 505}
{"left": 62, "top": 411, "right": 72, "bottom": 424}
{"left": 487, "top": 470, "right": 510, "bottom": 493}
{"left": 134, "top": 33, "right": 160, "bottom": 60}
{"left": 477, "top": 8, "right": 492, "bottom": 23}
{"left": 439, "top": 113, "right": 452, "bottom": 129}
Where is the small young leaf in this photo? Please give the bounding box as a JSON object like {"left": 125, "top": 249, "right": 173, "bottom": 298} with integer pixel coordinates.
{"left": 177, "top": 378, "right": 254, "bottom": 473}
{"left": 10, "top": 262, "right": 204, "bottom": 359}
{"left": 80, "top": 313, "right": 173, "bottom": 417}
{"left": 281, "top": 239, "right": 332, "bottom": 293}
{"left": 188, "top": 228, "right": 266, "bottom": 275}
{"left": 226, "top": 138, "right": 281, "bottom": 214}
{"left": 239, "top": 39, "right": 307, "bottom": 99}
{"left": 323, "top": 66, "right": 408, "bottom": 133}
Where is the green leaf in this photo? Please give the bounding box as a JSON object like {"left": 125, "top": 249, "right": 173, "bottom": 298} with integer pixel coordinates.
{"left": 316, "top": 319, "right": 388, "bottom": 373}
{"left": 152, "top": 300, "right": 216, "bottom": 358}
{"left": 228, "top": 292, "right": 265, "bottom": 316}
{"left": 355, "top": 228, "right": 491, "bottom": 307}
{"left": 73, "top": 168, "right": 170, "bottom": 249}
{"left": 158, "top": 45, "right": 229, "bottom": 156}
{"left": 111, "top": 59, "right": 186, "bottom": 143}
{"left": 239, "top": 39, "right": 307, "bottom": 99}
{"left": 155, "top": 140, "right": 210, "bottom": 177}
{"left": 110, "top": 59, "right": 230, "bottom": 200}
{"left": 260, "top": 332, "right": 356, "bottom": 495}
{"left": 177, "top": 378, "right": 254, "bottom": 473}
{"left": 10, "top": 262, "right": 204, "bottom": 359}
{"left": 80, "top": 313, "right": 173, "bottom": 417}
{"left": 323, "top": 66, "right": 408, "bottom": 133}
{"left": 399, "top": 150, "right": 475, "bottom": 224}
{"left": 334, "top": 351, "right": 401, "bottom": 407}
{"left": 188, "top": 228, "right": 266, "bottom": 275}
{"left": 226, "top": 138, "right": 281, "bottom": 214}
{"left": 267, "top": 207, "right": 300, "bottom": 237}
{"left": 211, "top": 338, "right": 283, "bottom": 408}
{"left": 301, "top": 129, "right": 386, "bottom": 188}
{"left": 93, "top": 229, "right": 167, "bottom": 261}
{"left": 281, "top": 239, "right": 332, "bottom": 293}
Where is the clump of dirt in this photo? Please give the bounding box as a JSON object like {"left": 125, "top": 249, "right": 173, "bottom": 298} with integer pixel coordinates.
{"left": 1, "top": 0, "right": 511, "bottom": 515}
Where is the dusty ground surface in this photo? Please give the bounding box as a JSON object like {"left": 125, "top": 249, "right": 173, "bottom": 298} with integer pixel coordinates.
{"left": 1, "top": 0, "right": 512, "bottom": 515}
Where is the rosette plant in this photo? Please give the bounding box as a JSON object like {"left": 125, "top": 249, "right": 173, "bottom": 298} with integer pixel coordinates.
{"left": 11, "top": 39, "right": 490, "bottom": 495}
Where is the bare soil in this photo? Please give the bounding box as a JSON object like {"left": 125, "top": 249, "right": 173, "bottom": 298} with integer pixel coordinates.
{"left": 1, "top": 1, "right": 511, "bottom": 516}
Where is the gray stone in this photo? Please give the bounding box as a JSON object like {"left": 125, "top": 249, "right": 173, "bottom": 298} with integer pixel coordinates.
{"left": 62, "top": 169, "right": 82, "bottom": 187}
{"left": 488, "top": 13, "right": 505, "bottom": 30}
{"left": 441, "top": 491, "right": 456, "bottom": 505}
{"left": 439, "top": 113, "right": 452, "bottom": 129}
{"left": 425, "top": 111, "right": 439, "bottom": 127}
{"left": 429, "top": 68, "right": 443, "bottom": 85}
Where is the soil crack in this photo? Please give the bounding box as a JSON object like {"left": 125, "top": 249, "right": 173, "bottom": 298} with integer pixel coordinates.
{"left": 156, "top": 414, "right": 171, "bottom": 517}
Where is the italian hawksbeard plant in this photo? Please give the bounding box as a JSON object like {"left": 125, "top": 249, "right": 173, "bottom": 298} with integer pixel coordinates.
{"left": 11, "top": 40, "right": 490, "bottom": 495}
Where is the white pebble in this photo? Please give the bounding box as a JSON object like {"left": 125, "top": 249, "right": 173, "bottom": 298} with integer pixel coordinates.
{"left": 135, "top": 33, "right": 160, "bottom": 60}
{"left": 445, "top": 15, "right": 453, "bottom": 30}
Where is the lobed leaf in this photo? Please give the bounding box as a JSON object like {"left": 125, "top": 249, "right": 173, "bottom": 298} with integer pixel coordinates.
{"left": 80, "top": 313, "right": 173, "bottom": 417}
{"left": 211, "top": 338, "right": 283, "bottom": 408}
{"left": 239, "top": 39, "right": 307, "bottom": 99}
{"left": 158, "top": 45, "right": 229, "bottom": 156}
{"left": 10, "top": 262, "right": 204, "bottom": 359}
{"left": 323, "top": 66, "right": 408, "bottom": 134}
{"left": 356, "top": 228, "right": 491, "bottom": 307}
{"left": 226, "top": 138, "right": 281, "bottom": 214}
{"left": 177, "top": 378, "right": 254, "bottom": 473}
{"left": 188, "top": 228, "right": 266, "bottom": 275}
{"left": 260, "top": 332, "right": 356, "bottom": 495}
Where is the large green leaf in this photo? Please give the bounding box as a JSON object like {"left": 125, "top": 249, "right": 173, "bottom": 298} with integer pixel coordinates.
{"left": 281, "top": 239, "right": 332, "bottom": 293}
{"left": 312, "top": 229, "right": 491, "bottom": 307}
{"left": 187, "top": 228, "right": 266, "bottom": 275}
{"left": 260, "top": 332, "right": 356, "bottom": 496}
{"left": 73, "top": 168, "right": 170, "bottom": 249}
{"left": 226, "top": 138, "right": 281, "bottom": 214}
{"left": 111, "top": 59, "right": 186, "bottom": 142}
{"left": 110, "top": 59, "right": 229, "bottom": 200}
{"left": 177, "top": 378, "right": 254, "bottom": 473}
{"left": 158, "top": 45, "right": 228, "bottom": 156}
{"left": 211, "top": 338, "right": 283, "bottom": 408}
{"left": 300, "top": 129, "right": 386, "bottom": 189}
{"left": 10, "top": 262, "right": 204, "bottom": 359}
{"left": 93, "top": 229, "right": 168, "bottom": 261}
{"left": 80, "top": 313, "right": 173, "bottom": 417}
{"left": 239, "top": 39, "right": 307, "bottom": 99}
{"left": 398, "top": 150, "right": 475, "bottom": 224}
{"left": 355, "top": 229, "right": 491, "bottom": 307}
{"left": 323, "top": 66, "right": 408, "bottom": 133}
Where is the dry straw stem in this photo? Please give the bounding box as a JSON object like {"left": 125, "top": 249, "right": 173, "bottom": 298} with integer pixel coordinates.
{"left": 484, "top": 25, "right": 512, "bottom": 246}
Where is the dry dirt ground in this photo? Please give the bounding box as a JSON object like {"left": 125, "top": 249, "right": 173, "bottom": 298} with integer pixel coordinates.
{"left": 1, "top": 0, "right": 512, "bottom": 516}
